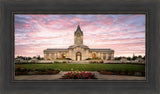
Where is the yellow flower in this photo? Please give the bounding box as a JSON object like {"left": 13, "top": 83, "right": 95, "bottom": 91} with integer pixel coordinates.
{"left": 71, "top": 68, "right": 73, "bottom": 71}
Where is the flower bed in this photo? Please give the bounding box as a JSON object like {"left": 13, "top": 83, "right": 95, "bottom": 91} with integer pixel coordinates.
{"left": 15, "top": 65, "right": 60, "bottom": 75}
{"left": 61, "top": 71, "right": 97, "bottom": 79}
{"left": 35, "top": 69, "right": 60, "bottom": 75}
{"left": 97, "top": 69, "right": 145, "bottom": 76}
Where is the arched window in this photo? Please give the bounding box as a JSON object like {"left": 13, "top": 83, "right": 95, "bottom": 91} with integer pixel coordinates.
{"left": 92, "top": 53, "right": 96, "bottom": 58}
{"left": 61, "top": 53, "right": 66, "bottom": 58}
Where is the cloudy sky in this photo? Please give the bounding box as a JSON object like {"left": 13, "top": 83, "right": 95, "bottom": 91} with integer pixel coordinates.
{"left": 15, "top": 14, "right": 145, "bottom": 57}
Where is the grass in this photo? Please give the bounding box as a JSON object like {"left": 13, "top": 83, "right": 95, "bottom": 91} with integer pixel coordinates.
{"left": 15, "top": 63, "right": 145, "bottom": 72}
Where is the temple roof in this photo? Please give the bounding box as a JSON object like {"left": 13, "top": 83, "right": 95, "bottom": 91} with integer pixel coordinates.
{"left": 44, "top": 48, "right": 68, "bottom": 52}
{"left": 68, "top": 44, "right": 89, "bottom": 49}
{"left": 46, "top": 48, "right": 67, "bottom": 50}
{"left": 90, "top": 49, "right": 114, "bottom": 52}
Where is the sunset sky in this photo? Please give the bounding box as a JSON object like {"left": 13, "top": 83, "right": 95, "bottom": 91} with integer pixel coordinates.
{"left": 15, "top": 14, "right": 145, "bottom": 57}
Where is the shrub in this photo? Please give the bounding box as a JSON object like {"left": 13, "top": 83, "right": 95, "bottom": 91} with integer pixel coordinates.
{"left": 56, "top": 58, "right": 69, "bottom": 60}
{"left": 54, "top": 61, "right": 60, "bottom": 63}
{"left": 66, "top": 58, "right": 72, "bottom": 60}
{"left": 15, "top": 66, "right": 21, "bottom": 72}
{"left": 86, "top": 58, "right": 91, "bottom": 60}
{"left": 47, "top": 68, "right": 55, "bottom": 71}
{"left": 91, "top": 57, "right": 102, "bottom": 60}
{"left": 15, "top": 66, "right": 27, "bottom": 72}
{"left": 99, "top": 60, "right": 104, "bottom": 63}
{"left": 28, "top": 66, "right": 36, "bottom": 72}
{"left": 62, "top": 61, "right": 67, "bottom": 63}
{"left": 35, "top": 68, "right": 60, "bottom": 74}
{"left": 35, "top": 68, "right": 46, "bottom": 72}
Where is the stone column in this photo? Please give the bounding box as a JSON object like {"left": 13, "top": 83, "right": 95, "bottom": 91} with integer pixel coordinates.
{"left": 44, "top": 53, "right": 46, "bottom": 60}
{"left": 106, "top": 54, "right": 108, "bottom": 60}
{"left": 111, "top": 53, "right": 114, "bottom": 60}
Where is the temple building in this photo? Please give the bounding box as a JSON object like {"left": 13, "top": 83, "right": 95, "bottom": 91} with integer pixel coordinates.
{"left": 44, "top": 25, "right": 114, "bottom": 61}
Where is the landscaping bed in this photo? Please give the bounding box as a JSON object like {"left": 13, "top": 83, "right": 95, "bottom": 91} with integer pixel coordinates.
{"left": 97, "top": 69, "right": 145, "bottom": 76}
{"left": 61, "top": 71, "right": 97, "bottom": 79}
{"left": 15, "top": 64, "right": 145, "bottom": 77}
{"left": 15, "top": 65, "right": 60, "bottom": 75}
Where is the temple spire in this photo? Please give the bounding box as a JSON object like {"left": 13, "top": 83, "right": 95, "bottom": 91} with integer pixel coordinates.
{"left": 75, "top": 24, "right": 83, "bottom": 35}
{"left": 74, "top": 24, "right": 83, "bottom": 45}
{"left": 76, "top": 24, "right": 81, "bottom": 31}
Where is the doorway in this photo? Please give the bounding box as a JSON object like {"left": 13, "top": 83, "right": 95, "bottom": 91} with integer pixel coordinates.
{"left": 76, "top": 52, "right": 81, "bottom": 61}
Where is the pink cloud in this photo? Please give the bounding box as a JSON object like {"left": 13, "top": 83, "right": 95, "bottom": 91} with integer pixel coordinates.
{"left": 15, "top": 14, "right": 145, "bottom": 57}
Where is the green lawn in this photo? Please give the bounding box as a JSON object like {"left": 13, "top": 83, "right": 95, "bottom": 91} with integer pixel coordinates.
{"left": 15, "top": 63, "right": 145, "bottom": 72}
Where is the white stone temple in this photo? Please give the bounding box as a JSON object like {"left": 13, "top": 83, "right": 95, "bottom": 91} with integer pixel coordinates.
{"left": 44, "top": 25, "right": 114, "bottom": 61}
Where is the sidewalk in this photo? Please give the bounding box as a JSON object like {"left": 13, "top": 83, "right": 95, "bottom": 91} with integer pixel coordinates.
{"left": 14, "top": 71, "right": 146, "bottom": 80}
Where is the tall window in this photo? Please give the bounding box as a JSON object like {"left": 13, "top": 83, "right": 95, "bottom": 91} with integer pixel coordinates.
{"left": 108, "top": 54, "right": 111, "bottom": 60}
{"left": 92, "top": 53, "right": 96, "bottom": 58}
{"left": 103, "top": 53, "right": 106, "bottom": 60}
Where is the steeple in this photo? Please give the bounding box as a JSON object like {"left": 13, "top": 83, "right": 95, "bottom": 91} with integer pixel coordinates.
{"left": 76, "top": 25, "right": 81, "bottom": 31}
{"left": 75, "top": 24, "right": 83, "bottom": 35}
{"left": 74, "top": 24, "right": 83, "bottom": 45}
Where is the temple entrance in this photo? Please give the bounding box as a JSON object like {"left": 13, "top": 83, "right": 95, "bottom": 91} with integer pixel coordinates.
{"left": 61, "top": 53, "right": 66, "bottom": 59}
{"left": 76, "top": 52, "right": 81, "bottom": 61}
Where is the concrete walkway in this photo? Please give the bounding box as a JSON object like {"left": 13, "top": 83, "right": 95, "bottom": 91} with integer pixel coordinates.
{"left": 14, "top": 71, "right": 146, "bottom": 80}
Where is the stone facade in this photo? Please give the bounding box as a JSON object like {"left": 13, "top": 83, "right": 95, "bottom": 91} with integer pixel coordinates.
{"left": 44, "top": 25, "right": 114, "bottom": 61}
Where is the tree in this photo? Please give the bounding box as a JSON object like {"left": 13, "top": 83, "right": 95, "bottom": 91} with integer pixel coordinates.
{"left": 33, "top": 56, "right": 36, "bottom": 58}
{"left": 37, "top": 55, "right": 41, "bottom": 60}
{"left": 114, "top": 57, "right": 122, "bottom": 60}
{"left": 132, "top": 56, "right": 138, "bottom": 60}
{"left": 142, "top": 56, "right": 145, "bottom": 60}
{"left": 138, "top": 55, "right": 142, "bottom": 58}
{"left": 127, "top": 57, "right": 131, "bottom": 60}
{"left": 26, "top": 57, "right": 31, "bottom": 60}
{"left": 16, "top": 56, "right": 25, "bottom": 60}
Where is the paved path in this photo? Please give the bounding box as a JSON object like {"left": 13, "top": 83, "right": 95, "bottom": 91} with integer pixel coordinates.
{"left": 14, "top": 71, "right": 146, "bottom": 80}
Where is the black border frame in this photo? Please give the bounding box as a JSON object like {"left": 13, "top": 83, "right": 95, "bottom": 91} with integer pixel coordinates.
{"left": 0, "top": 0, "right": 159, "bottom": 94}
{"left": 12, "top": 12, "right": 148, "bottom": 82}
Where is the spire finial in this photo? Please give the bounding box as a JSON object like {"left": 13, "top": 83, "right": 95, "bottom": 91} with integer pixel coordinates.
{"left": 76, "top": 22, "right": 81, "bottom": 31}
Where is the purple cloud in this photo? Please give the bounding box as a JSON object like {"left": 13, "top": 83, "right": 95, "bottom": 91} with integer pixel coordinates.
{"left": 15, "top": 14, "right": 145, "bottom": 57}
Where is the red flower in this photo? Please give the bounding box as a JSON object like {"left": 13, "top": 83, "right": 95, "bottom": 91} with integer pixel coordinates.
{"left": 62, "top": 71, "right": 96, "bottom": 79}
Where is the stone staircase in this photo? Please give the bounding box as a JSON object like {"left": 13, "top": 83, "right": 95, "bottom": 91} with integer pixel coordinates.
{"left": 69, "top": 61, "right": 90, "bottom": 64}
